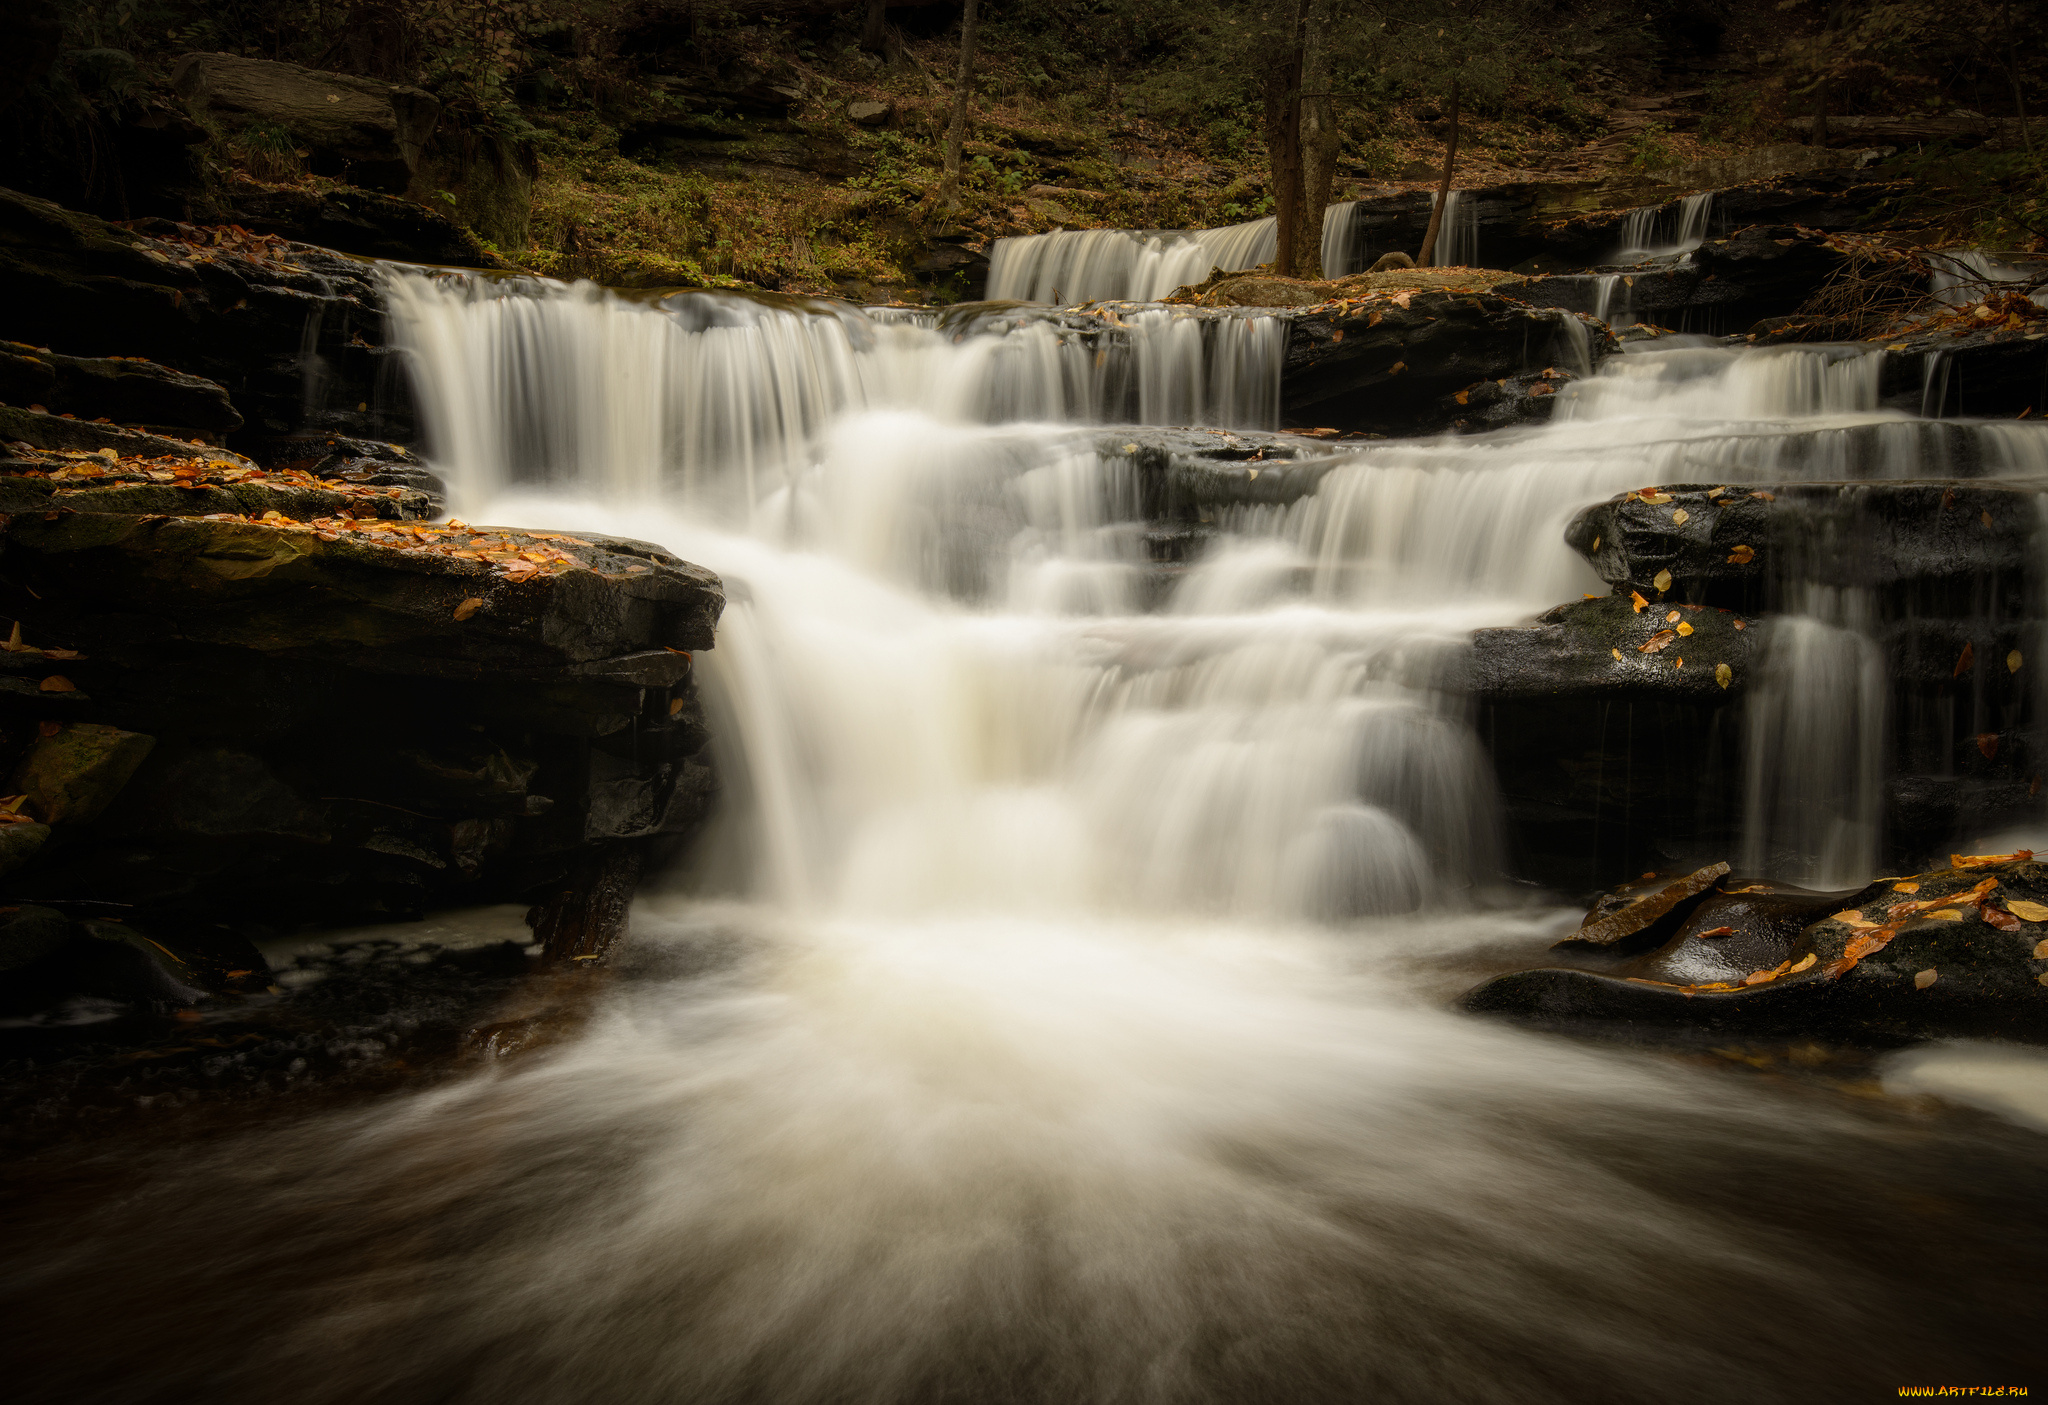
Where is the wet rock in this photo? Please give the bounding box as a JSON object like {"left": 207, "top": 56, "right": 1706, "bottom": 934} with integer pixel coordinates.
{"left": 11, "top": 722, "right": 156, "bottom": 825}
{"left": 1555, "top": 860, "right": 1731, "bottom": 949}
{"left": 0, "top": 447, "right": 435, "bottom": 521}
{"left": 1283, "top": 290, "right": 1606, "bottom": 436}
{"left": 0, "top": 185, "right": 413, "bottom": 443}
{"left": 0, "top": 821, "right": 51, "bottom": 875}
{"left": 847, "top": 100, "right": 892, "bottom": 126}
{"left": 527, "top": 842, "right": 642, "bottom": 965}
{"left": 1469, "top": 594, "right": 1753, "bottom": 891}
{"left": 0, "top": 341, "right": 242, "bottom": 440}
{"left": 1465, "top": 854, "right": 2048, "bottom": 1045}
{"left": 1469, "top": 593, "right": 1758, "bottom": 703}
{"left": 0, "top": 511, "right": 723, "bottom": 934}
{"left": 170, "top": 52, "right": 441, "bottom": 194}
{"left": 1565, "top": 480, "right": 2039, "bottom": 610}
{"left": 0, "top": 403, "right": 256, "bottom": 466}
{"left": 217, "top": 181, "right": 507, "bottom": 268}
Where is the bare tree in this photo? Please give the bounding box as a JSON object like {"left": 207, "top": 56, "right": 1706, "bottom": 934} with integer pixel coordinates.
{"left": 860, "top": 0, "right": 888, "bottom": 57}
{"left": 1415, "top": 77, "right": 1460, "bottom": 266}
{"left": 937, "top": 0, "right": 980, "bottom": 215}
{"left": 1266, "top": 0, "right": 1334, "bottom": 278}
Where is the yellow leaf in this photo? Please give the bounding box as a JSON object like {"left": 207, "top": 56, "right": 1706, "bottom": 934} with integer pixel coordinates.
{"left": 1591, "top": 535, "right": 1601, "bottom": 551}
{"left": 1610, "top": 646, "right": 1622, "bottom": 661}
{"left": 1715, "top": 662, "right": 1731, "bottom": 689}
{"left": 1727, "top": 544, "right": 1754, "bottom": 564}
{"left": 1892, "top": 881, "right": 1921, "bottom": 893}
{"left": 1926, "top": 909, "right": 1965, "bottom": 921}
{"left": 1677, "top": 622, "right": 1693, "bottom": 636}
{"left": 1672, "top": 508, "right": 1689, "bottom": 525}
{"left": 1653, "top": 569, "right": 1672, "bottom": 593}
{"left": 1666, "top": 610, "right": 1680, "bottom": 623}
{"left": 2034, "top": 937, "right": 2048, "bottom": 958}
{"left": 39, "top": 675, "right": 75, "bottom": 693}
{"left": 1788, "top": 953, "right": 1816, "bottom": 973}
{"left": 453, "top": 598, "right": 484, "bottom": 621}
{"left": 2008, "top": 650, "right": 2023, "bottom": 673}
{"left": 1914, "top": 968, "right": 1938, "bottom": 989}
{"left": 2003, "top": 899, "right": 2048, "bottom": 922}
{"left": 1833, "top": 910, "right": 1878, "bottom": 928}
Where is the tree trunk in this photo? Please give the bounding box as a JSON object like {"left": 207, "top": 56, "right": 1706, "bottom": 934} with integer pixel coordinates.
{"left": 527, "top": 842, "right": 643, "bottom": 966}
{"left": 937, "top": 0, "right": 980, "bottom": 215}
{"left": 860, "top": 0, "right": 888, "bottom": 55}
{"left": 1266, "top": 55, "right": 1303, "bottom": 277}
{"left": 1416, "top": 78, "right": 1460, "bottom": 266}
{"left": 1292, "top": 0, "right": 1337, "bottom": 279}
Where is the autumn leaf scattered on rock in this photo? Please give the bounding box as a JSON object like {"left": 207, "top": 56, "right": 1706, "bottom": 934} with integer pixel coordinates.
{"left": 1699, "top": 926, "right": 1736, "bottom": 938}
{"left": 1726, "top": 544, "right": 1755, "bottom": 564}
{"left": 1977, "top": 732, "right": 2000, "bottom": 760}
{"left": 2009, "top": 650, "right": 2024, "bottom": 673}
{"left": 1954, "top": 641, "right": 1975, "bottom": 677}
{"left": 1892, "top": 881, "right": 1921, "bottom": 893}
{"left": 2005, "top": 899, "right": 2048, "bottom": 922}
{"left": 1715, "top": 662, "right": 1732, "bottom": 689}
{"left": 38, "top": 675, "right": 74, "bottom": 692}
{"left": 1952, "top": 849, "right": 2032, "bottom": 868}
{"left": 1672, "top": 508, "right": 1689, "bottom": 525}
{"left": 453, "top": 598, "right": 484, "bottom": 621}
{"left": 1653, "top": 569, "right": 1673, "bottom": 593}
{"left": 1637, "top": 629, "right": 1677, "bottom": 653}
{"left": 1630, "top": 590, "right": 1648, "bottom": 612}
{"left": 1914, "top": 968, "right": 1938, "bottom": 989}
{"left": 1676, "top": 622, "right": 1693, "bottom": 636}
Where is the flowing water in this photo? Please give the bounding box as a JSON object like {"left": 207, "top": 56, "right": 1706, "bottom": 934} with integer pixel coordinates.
{"left": 7, "top": 273, "right": 2048, "bottom": 1403}
{"left": 987, "top": 203, "right": 1369, "bottom": 304}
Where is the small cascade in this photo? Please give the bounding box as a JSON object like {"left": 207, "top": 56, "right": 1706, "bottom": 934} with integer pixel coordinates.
{"left": 1428, "top": 190, "right": 1481, "bottom": 268}
{"left": 1740, "top": 593, "right": 1889, "bottom": 887}
{"left": 988, "top": 202, "right": 1372, "bottom": 305}
{"left": 1610, "top": 192, "right": 1715, "bottom": 261}
{"left": 1927, "top": 248, "right": 2048, "bottom": 309}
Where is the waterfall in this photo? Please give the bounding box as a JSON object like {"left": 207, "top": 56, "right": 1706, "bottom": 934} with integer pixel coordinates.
{"left": 383, "top": 272, "right": 1285, "bottom": 521}
{"left": 1428, "top": 189, "right": 1481, "bottom": 268}
{"left": 987, "top": 201, "right": 1371, "bottom": 304}
{"left": 1610, "top": 192, "right": 1715, "bottom": 262}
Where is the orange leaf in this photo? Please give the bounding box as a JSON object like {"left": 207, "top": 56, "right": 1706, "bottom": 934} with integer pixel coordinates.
{"left": 1630, "top": 591, "right": 1648, "bottom": 612}
{"left": 1726, "top": 544, "right": 1754, "bottom": 564}
{"left": 1698, "top": 926, "right": 1736, "bottom": 937}
{"left": 1637, "top": 629, "right": 1677, "bottom": 653}
{"left": 1951, "top": 850, "right": 2030, "bottom": 869}
{"left": 1954, "top": 641, "right": 1974, "bottom": 677}
{"left": 453, "top": 598, "right": 483, "bottom": 621}
{"left": 1976, "top": 732, "right": 1999, "bottom": 760}
{"left": 39, "top": 675, "right": 75, "bottom": 692}
{"left": 1981, "top": 904, "right": 2023, "bottom": 933}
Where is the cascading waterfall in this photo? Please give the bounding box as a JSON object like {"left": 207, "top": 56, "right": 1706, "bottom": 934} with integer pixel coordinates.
{"left": 986, "top": 202, "right": 1369, "bottom": 305}
{"left": 1611, "top": 192, "right": 1716, "bottom": 261}
{"left": 11, "top": 255, "right": 2047, "bottom": 1405}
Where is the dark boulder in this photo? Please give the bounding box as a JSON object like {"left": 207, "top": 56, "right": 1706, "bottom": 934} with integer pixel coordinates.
{"left": 0, "top": 508, "right": 724, "bottom": 951}
{"left": 0, "top": 340, "right": 241, "bottom": 440}
{"left": 170, "top": 52, "right": 441, "bottom": 195}
{"left": 1469, "top": 593, "right": 1758, "bottom": 703}
{"left": 1875, "top": 320, "right": 2048, "bottom": 421}
{"left": 1464, "top": 854, "right": 2048, "bottom": 1045}
{"left": 0, "top": 186, "right": 414, "bottom": 443}
{"left": 1283, "top": 290, "right": 1609, "bottom": 435}
{"left": 216, "top": 180, "right": 507, "bottom": 269}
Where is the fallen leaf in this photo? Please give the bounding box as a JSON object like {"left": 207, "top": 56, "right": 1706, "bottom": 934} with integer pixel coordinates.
{"left": 1592, "top": 535, "right": 1601, "bottom": 551}
{"left": 2010, "top": 650, "right": 2024, "bottom": 673}
{"left": 1892, "top": 881, "right": 1921, "bottom": 893}
{"left": 1914, "top": 968, "right": 1938, "bottom": 989}
{"left": 1698, "top": 926, "right": 1737, "bottom": 938}
{"left": 1788, "top": 953, "right": 1817, "bottom": 973}
{"left": 1666, "top": 610, "right": 1680, "bottom": 623}
{"left": 39, "top": 675, "right": 74, "bottom": 692}
{"left": 1726, "top": 544, "right": 1754, "bottom": 564}
{"left": 1952, "top": 849, "right": 2031, "bottom": 868}
{"left": 1733, "top": 619, "right": 1746, "bottom": 630}
{"left": 1672, "top": 508, "right": 1689, "bottom": 525}
{"left": 1954, "top": 641, "right": 1974, "bottom": 678}
{"left": 1653, "top": 569, "right": 1673, "bottom": 593}
{"left": 1833, "top": 910, "right": 1878, "bottom": 929}
{"left": 1630, "top": 591, "right": 1648, "bottom": 612}
{"left": 1982, "top": 904, "right": 2023, "bottom": 932}
{"left": 1675, "top": 657, "right": 1684, "bottom": 668}
{"left": 1637, "top": 629, "right": 1677, "bottom": 653}
{"left": 2002, "top": 899, "right": 2048, "bottom": 922}
{"left": 36, "top": 721, "right": 59, "bottom": 738}
{"left": 1640, "top": 489, "right": 1672, "bottom": 504}
{"left": 1676, "top": 622, "right": 1693, "bottom": 636}
{"left": 1982, "top": 509, "right": 1994, "bottom": 528}
{"left": 1715, "top": 662, "right": 1732, "bottom": 689}
{"left": 1387, "top": 360, "right": 1406, "bottom": 374}
{"left": 1610, "top": 646, "right": 1622, "bottom": 661}
{"left": 1977, "top": 732, "right": 2000, "bottom": 760}
{"left": 1751, "top": 490, "right": 1776, "bottom": 502}
{"left": 1926, "top": 909, "right": 1965, "bottom": 921}
{"left": 2, "top": 622, "right": 23, "bottom": 652}
{"left": 453, "top": 598, "right": 483, "bottom": 621}
{"left": 2033, "top": 937, "right": 2048, "bottom": 958}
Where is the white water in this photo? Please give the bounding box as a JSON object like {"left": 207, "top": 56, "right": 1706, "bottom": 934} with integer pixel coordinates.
{"left": 26, "top": 269, "right": 2042, "bottom": 1403}
{"left": 1611, "top": 192, "right": 1715, "bottom": 262}
{"left": 1428, "top": 189, "right": 1481, "bottom": 268}
{"left": 987, "top": 203, "right": 1369, "bottom": 304}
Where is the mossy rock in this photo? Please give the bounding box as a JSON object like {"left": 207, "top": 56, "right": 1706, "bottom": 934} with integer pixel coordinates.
{"left": 12, "top": 722, "right": 156, "bottom": 825}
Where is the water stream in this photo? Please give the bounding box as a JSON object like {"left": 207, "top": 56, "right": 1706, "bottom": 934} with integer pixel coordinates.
{"left": 8, "top": 271, "right": 2046, "bottom": 1402}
